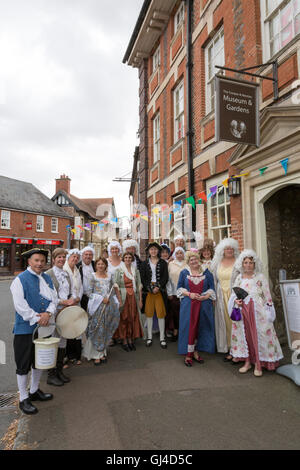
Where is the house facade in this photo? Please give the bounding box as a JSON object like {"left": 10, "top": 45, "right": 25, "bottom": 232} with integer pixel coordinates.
{"left": 124, "top": 0, "right": 300, "bottom": 339}
{"left": 52, "top": 175, "right": 119, "bottom": 258}
{"left": 0, "top": 175, "right": 72, "bottom": 275}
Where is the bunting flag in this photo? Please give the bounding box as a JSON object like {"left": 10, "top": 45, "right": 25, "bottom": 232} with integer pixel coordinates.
{"left": 222, "top": 178, "right": 229, "bottom": 188}
{"left": 76, "top": 225, "right": 84, "bottom": 230}
{"left": 259, "top": 166, "right": 268, "bottom": 175}
{"left": 197, "top": 191, "right": 207, "bottom": 202}
{"left": 91, "top": 221, "right": 99, "bottom": 225}
{"left": 280, "top": 158, "right": 289, "bottom": 175}
{"left": 186, "top": 196, "right": 195, "bottom": 209}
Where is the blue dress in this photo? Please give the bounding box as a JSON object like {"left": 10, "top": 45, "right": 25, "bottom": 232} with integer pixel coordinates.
{"left": 177, "top": 268, "right": 216, "bottom": 355}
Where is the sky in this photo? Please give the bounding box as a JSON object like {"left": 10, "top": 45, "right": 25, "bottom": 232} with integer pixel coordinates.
{"left": 0, "top": 0, "right": 143, "bottom": 222}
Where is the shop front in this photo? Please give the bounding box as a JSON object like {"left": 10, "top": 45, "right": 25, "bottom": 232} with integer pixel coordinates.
{"left": 0, "top": 237, "right": 64, "bottom": 276}
{"left": 0, "top": 238, "right": 12, "bottom": 274}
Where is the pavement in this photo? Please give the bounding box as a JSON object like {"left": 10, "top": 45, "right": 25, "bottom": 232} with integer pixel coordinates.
{"left": 1, "top": 277, "right": 299, "bottom": 451}
{"left": 9, "top": 340, "right": 300, "bottom": 451}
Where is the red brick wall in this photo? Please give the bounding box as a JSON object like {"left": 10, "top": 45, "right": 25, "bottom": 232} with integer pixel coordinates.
{"left": 0, "top": 210, "right": 70, "bottom": 246}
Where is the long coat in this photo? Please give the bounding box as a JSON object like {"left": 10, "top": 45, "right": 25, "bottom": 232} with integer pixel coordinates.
{"left": 140, "top": 258, "right": 169, "bottom": 312}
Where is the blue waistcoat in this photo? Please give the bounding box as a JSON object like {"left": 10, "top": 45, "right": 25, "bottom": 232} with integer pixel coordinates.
{"left": 13, "top": 269, "right": 54, "bottom": 335}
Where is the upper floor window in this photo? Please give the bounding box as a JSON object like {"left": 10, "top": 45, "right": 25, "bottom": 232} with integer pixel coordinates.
{"left": 262, "top": 0, "right": 300, "bottom": 59}
{"left": 152, "top": 206, "right": 161, "bottom": 241}
{"left": 173, "top": 80, "right": 184, "bottom": 143}
{"left": 153, "top": 113, "right": 160, "bottom": 164}
{"left": 1, "top": 210, "right": 10, "bottom": 229}
{"left": 153, "top": 45, "right": 160, "bottom": 72}
{"left": 174, "top": 2, "right": 185, "bottom": 34}
{"left": 205, "top": 28, "right": 225, "bottom": 114}
{"left": 51, "top": 217, "right": 58, "bottom": 233}
{"left": 36, "top": 215, "right": 44, "bottom": 232}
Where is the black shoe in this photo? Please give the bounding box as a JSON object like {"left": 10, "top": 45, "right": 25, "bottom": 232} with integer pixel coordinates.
{"left": 19, "top": 398, "right": 38, "bottom": 415}
{"left": 171, "top": 334, "right": 178, "bottom": 342}
{"left": 94, "top": 360, "right": 102, "bottom": 366}
{"left": 47, "top": 370, "right": 64, "bottom": 387}
{"left": 29, "top": 389, "right": 53, "bottom": 402}
{"left": 146, "top": 339, "right": 152, "bottom": 347}
{"left": 57, "top": 369, "right": 71, "bottom": 383}
{"left": 130, "top": 343, "right": 136, "bottom": 351}
{"left": 160, "top": 340, "right": 167, "bottom": 349}
{"left": 121, "top": 344, "right": 130, "bottom": 352}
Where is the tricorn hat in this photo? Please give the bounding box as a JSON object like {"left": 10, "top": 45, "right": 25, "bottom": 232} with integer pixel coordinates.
{"left": 56, "top": 306, "right": 88, "bottom": 339}
{"left": 146, "top": 241, "right": 162, "bottom": 252}
{"left": 21, "top": 248, "right": 49, "bottom": 260}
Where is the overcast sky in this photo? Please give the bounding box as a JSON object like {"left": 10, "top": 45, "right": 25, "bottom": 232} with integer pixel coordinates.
{"left": 0, "top": 0, "right": 142, "bottom": 222}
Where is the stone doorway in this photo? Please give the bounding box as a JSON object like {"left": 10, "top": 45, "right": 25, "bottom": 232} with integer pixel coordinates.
{"left": 264, "top": 185, "right": 300, "bottom": 342}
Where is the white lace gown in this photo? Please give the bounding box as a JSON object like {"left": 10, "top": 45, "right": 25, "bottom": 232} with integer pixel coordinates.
{"left": 228, "top": 273, "right": 283, "bottom": 368}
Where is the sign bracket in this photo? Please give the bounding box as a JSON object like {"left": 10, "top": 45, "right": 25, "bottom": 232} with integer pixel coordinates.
{"left": 216, "top": 60, "right": 278, "bottom": 101}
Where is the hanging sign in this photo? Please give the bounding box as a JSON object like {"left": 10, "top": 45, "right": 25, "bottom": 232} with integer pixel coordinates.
{"left": 215, "top": 75, "right": 260, "bottom": 147}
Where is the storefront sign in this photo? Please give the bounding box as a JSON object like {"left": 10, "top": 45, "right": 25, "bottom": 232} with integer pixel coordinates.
{"left": 0, "top": 238, "right": 12, "bottom": 244}
{"left": 215, "top": 75, "right": 260, "bottom": 147}
{"left": 16, "top": 239, "right": 33, "bottom": 245}
{"left": 36, "top": 239, "right": 61, "bottom": 246}
{"left": 26, "top": 222, "right": 32, "bottom": 230}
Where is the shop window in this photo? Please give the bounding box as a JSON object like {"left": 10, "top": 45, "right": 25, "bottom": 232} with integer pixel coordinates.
{"left": 0, "top": 246, "right": 10, "bottom": 270}
{"left": 1, "top": 210, "right": 10, "bottom": 229}
{"left": 173, "top": 193, "right": 187, "bottom": 238}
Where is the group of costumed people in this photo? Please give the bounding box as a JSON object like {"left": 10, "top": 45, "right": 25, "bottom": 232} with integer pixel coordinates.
{"left": 10, "top": 235, "right": 283, "bottom": 415}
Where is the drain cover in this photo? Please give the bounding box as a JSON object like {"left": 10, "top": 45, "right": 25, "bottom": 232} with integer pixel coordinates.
{"left": 0, "top": 393, "right": 18, "bottom": 410}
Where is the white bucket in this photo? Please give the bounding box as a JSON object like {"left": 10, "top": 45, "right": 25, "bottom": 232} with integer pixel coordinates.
{"left": 33, "top": 337, "right": 60, "bottom": 370}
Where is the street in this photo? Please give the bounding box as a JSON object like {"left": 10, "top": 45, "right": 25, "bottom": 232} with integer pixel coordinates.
{"left": 0, "top": 279, "right": 299, "bottom": 451}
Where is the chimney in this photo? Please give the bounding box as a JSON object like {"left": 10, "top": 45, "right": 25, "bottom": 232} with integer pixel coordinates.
{"left": 55, "top": 174, "right": 71, "bottom": 195}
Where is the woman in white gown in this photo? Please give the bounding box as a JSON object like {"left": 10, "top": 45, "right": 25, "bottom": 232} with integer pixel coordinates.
{"left": 228, "top": 249, "right": 283, "bottom": 376}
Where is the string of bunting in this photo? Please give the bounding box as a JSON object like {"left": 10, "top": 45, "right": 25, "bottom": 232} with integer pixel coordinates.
{"left": 65, "top": 157, "right": 290, "bottom": 232}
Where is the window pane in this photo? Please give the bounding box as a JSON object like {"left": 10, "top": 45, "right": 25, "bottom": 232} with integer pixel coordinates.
{"left": 218, "top": 206, "right": 226, "bottom": 226}
{"left": 212, "top": 229, "right": 220, "bottom": 244}
{"left": 211, "top": 208, "right": 218, "bottom": 227}
{"left": 218, "top": 187, "right": 224, "bottom": 205}
{"left": 221, "top": 227, "right": 228, "bottom": 240}
{"left": 227, "top": 204, "right": 231, "bottom": 225}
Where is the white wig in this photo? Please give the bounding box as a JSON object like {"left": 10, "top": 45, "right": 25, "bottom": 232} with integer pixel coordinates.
{"left": 122, "top": 239, "right": 140, "bottom": 256}
{"left": 174, "top": 234, "right": 186, "bottom": 242}
{"left": 174, "top": 246, "right": 185, "bottom": 257}
{"left": 67, "top": 248, "right": 81, "bottom": 260}
{"left": 234, "top": 249, "right": 263, "bottom": 274}
{"left": 81, "top": 246, "right": 95, "bottom": 256}
{"left": 108, "top": 240, "right": 122, "bottom": 257}
{"left": 211, "top": 238, "right": 240, "bottom": 272}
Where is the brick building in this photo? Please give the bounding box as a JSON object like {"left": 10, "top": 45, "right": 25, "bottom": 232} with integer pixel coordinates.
{"left": 124, "top": 0, "right": 300, "bottom": 338}
{"left": 52, "top": 175, "right": 119, "bottom": 258}
{"left": 0, "top": 175, "right": 72, "bottom": 275}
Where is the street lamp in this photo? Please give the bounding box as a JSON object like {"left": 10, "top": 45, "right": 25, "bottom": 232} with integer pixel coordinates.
{"left": 228, "top": 177, "right": 241, "bottom": 197}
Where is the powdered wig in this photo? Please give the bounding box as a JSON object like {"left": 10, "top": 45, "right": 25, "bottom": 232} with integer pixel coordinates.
{"left": 81, "top": 246, "right": 95, "bottom": 256}
{"left": 108, "top": 241, "right": 122, "bottom": 257}
{"left": 185, "top": 249, "right": 201, "bottom": 265}
{"left": 211, "top": 238, "right": 240, "bottom": 272}
{"left": 234, "top": 249, "right": 263, "bottom": 274}
{"left": 67, "top": 248, "right": 81, "bottom": 260}
{"left": 122, "top": 239, "right": 140, "bottom": 256}
{"left": 174, "top": 246, "right": 185, "bottom": 257}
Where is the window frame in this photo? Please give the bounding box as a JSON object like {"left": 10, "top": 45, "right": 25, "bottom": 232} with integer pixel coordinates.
{"left": 205, "top": 27, "right": 225, "bottom": 115}
{"left": 206, "top": 175, "right": 231, "bottom": 244}
{"left": 152, "top": 206, "right": 161, "bottom": 241}
{"left": 174, "top": 2, "right": 185, "bottom": 35}
{"left": 261, "top": 0, "right": 300, "bottom": 60}
{"left": 173, "top": 80, "right": 184, "bottom": 144}
{"left": 173, "top": 192, "right": 187, "bottom": 239}
{"left": 152, "top": 45, "right": 160, "bottom": 73}
{"left": 153, "top": 113, "right": 160, "bottom": 164}
{"left": 51, "top": 217, "right": 58, "bottom": 233}
{"left": 36, "top": 215, "right": 44, "bottom": 232}
{"left": 1, "top": 210, "right": 10, "bottom": 229}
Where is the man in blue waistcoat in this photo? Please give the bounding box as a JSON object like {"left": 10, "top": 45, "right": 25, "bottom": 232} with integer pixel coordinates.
{"left": 10, "top": 248, "right": 58, "bottom": 415}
